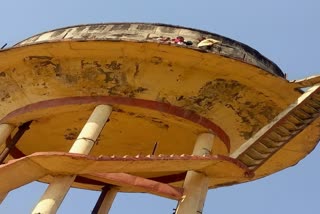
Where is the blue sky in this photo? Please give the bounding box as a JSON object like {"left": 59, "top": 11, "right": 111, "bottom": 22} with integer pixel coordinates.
{"left": 1, "top": 0, "right": 320, "bottom": 213}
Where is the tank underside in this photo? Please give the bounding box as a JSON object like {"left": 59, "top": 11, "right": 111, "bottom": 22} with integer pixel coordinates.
{"left": 0, "top": 23, "right": 319, "bottom": 193}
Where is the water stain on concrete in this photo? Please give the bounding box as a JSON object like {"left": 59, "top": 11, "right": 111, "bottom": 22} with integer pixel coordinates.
{"left": 176, "top": 79, "right": 280, "bottom": 139}
{"left": 80, "top": 59, "right": 148, "bottom": 97}
{"left": 64, "top": 128, "right": 79, "bottom": 141}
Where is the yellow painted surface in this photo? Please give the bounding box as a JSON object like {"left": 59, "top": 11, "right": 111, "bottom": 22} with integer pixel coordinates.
{"left": 5, "top": 104, "right": 225, "bottom": 157}
{"left": 0, "top": 152, "right": 248, "bottom": 192}
{"left": 255, "top": 117, "right": 320, "bottom": 177}
{"left": 0, "top": 40, "right": 317, "bottom": 190}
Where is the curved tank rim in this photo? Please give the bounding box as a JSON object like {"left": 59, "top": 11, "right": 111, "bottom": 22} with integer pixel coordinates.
{"left": 10, "top": 22, "right": 285, "bottom": 78}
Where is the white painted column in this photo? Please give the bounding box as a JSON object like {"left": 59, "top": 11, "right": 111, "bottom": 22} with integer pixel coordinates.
{"left": 69, "top": 105, "right": 112, "bottom": 154}
{"left": 0, "top": 124, "right": 15, "bottom": 204}
{"left": 32, "top": 105, "right": 112, "bottom": 214}
{"left": 176, "top": 133, "right": 214, "bottom": 214}
{"left": 0, "top": 124, "right": 15, "bottom": 147}
{"left": 31, "top": 175, "right": 75, "bottom": 213}
{"left": 96, "top": 187, "right": 118, "bottom": 214}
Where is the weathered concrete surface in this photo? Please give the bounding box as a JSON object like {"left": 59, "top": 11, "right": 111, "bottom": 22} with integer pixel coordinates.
{"left": 0, "top": 152, "right": 251, "bottom": 192}
{"left": 14, "top": 23, "right": 284, "bottom": 77}
{"left": 0, "top": 23, "right": 317, "bottom": 191}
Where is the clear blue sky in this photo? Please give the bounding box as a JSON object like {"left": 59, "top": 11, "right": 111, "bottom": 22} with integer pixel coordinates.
{"left": 1, "top": 0, "right": 320, "bottom": 213}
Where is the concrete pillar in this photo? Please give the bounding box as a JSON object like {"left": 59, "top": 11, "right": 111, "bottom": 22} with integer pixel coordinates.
{"left": 0, "top": 124, "right": 17, "bottom": 203}
{"left": 0, "top": 124, "right": 15, "bottom": 147}
{"left": 92, "top": 187, "right": 118, "bottom": 214}
{"left": 69, "top": 105, "right": 112, "bottom": 154}
{"left": 175, "top": 133, "right": 214, "bottom": 214}
{"left": 31, "top": 175, "right": 75, "bottom": 213}
{"left": 32, "top": 105, "right": 112, "bottom": 214}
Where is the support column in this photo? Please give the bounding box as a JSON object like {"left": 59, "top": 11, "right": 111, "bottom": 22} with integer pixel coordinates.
{"left": 69, "top": 105, "right": 112, "bottom": 154}
{"left": 32, "top": 105, "right": 112, "bottom": 214}
{"left": 0, "top": 121, "right": 32, "bottom": 164}
{"left": 0, "top": 124, "right": 15, "bottom": 204}
{"left": 175, "top": 133, "right": 214, "bottom": 214}
{"left": 0, "top": 124, "right": 15, "bottom": 147}
{"left": 92, "top": 186, "right": 118, "bottom": 214}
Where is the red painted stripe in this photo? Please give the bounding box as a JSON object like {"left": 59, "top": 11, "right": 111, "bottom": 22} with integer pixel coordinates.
{"left": 1, "top": 96, "right": 230, "bottom": 151}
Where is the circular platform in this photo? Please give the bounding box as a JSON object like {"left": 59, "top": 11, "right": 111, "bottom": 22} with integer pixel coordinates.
{"left": 1, "top": 23, "right": 318, "bottom": 191}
